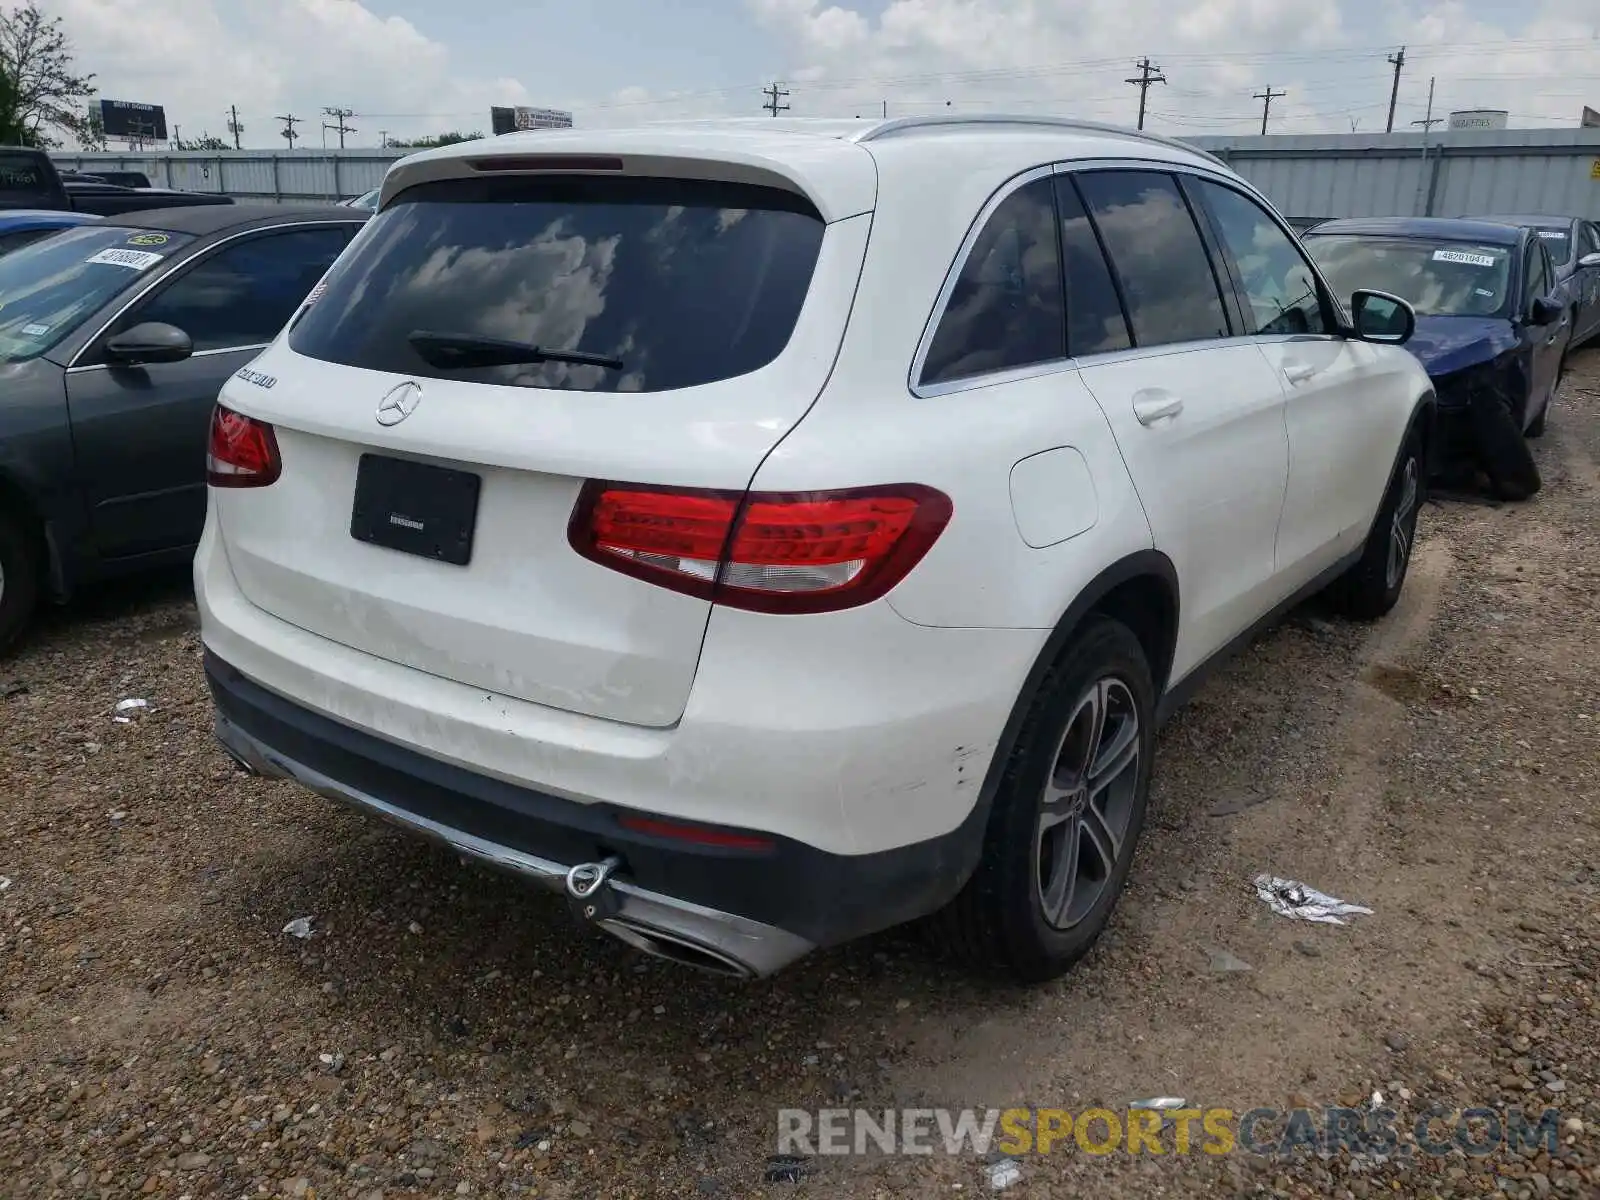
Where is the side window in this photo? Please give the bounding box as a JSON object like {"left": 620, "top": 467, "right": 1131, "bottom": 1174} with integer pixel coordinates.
{"left": 1195, "top": 180, "right": 1328, "bottom": 336}
{"left": 1523, "top": 241, "right": 1548, "bottom": 309}
{"left": 1052, "top": 178, "right": 1132, "bottom": 356}
{"left": 1075, "top": 171, "right": 1230, "bottom": 348}
{"left": 115, "top": 225, "right": 352, "bottom": 353}
{"left": 1580, "top": 222, "right": 1599, "bottom": 258}
{"left": 920, "top": 177, "right": 1064, "bottom": 387}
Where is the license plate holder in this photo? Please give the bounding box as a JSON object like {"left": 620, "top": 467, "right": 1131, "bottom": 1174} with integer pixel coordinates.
{"left": 349, "top": 453, "right": 481, "bottom": 566}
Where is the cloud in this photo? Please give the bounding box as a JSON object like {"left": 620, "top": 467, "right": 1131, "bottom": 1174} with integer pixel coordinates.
{"left": 745, "top": 0, "right": 1600, "bottom": 134}
{"left": 51, "top": 0, "right": 532, "bottom": 146}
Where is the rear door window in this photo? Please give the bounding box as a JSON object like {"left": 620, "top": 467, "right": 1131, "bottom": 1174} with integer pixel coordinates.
{"left": 1053, "top": 177, "right": 1132, "bottom": 356}
{"left": 290, "top": 175, "right": 826, "bottom": 393}
{"left": 1075, "top": 170, "right": 1231, "bottom": 349}
{"left": 919, "top": 176, "right": 1065, "bottom": 386}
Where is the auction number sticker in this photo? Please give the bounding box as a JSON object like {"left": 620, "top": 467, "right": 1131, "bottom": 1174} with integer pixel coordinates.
{"left": 125, "top": 232, "right": 169, "bottom": 247}
{"left": 86, "top": 247, "right": 164, "bottom": 271}
{"left": 1432, "top": 248, "right": 1497, "bottom": 268}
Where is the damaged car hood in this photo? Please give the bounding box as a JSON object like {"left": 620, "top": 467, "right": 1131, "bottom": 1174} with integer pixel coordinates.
{"left": 1405, "top": 315, "right": 1519, "bottom": 378}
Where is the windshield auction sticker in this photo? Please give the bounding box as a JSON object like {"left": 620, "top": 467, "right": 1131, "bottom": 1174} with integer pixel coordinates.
{"left": 125, "top": 232, "right": 170, "bottom": 247}
{"left": 86, "top": 247, "right": 164, "bottom": 271}
{"left": 1432, "top": 248, "right": 1498, "bottom": 268}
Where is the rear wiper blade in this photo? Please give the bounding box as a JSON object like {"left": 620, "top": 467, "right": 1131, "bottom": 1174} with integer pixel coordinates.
{"left": 407, "top": 330, "right": 623, "bottom": 371}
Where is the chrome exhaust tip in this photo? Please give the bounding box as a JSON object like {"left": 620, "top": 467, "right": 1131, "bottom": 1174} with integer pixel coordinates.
{"left": 599, "top": 919, "right": 756, "bottom": 980}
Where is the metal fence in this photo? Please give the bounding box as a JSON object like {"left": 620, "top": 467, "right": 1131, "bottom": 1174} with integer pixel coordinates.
{"left": 1186, "top": 128, "right": 1600, "bottom": 220}
{"left": 50, "top": 149, "right": 405, "bottom": 204}
{"left": 54, "top": 126, "right": 1600, "bottom": 219}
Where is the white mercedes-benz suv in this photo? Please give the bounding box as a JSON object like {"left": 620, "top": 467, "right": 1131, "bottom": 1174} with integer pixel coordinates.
{"left": 197, "top": 116, "right": 1433, "bottom": 981}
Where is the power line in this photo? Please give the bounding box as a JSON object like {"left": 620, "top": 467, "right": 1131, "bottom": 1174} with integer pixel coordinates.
{"left": 1385, "top": 46, "right": 1406, "bottom": 132}
{"left": 762, "top": 82, "right": 790, "bottom": 117}
{"left": 1253, "top": 85, "right": 1286, "bottom": 134}
{"left": 1125, "top": 57, "right": 1166, "bottom": 130}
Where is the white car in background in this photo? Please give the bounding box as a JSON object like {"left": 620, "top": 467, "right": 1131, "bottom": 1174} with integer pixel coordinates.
{"left": 341, "top": 187, "right": 380, "bottom": 212}
{"left": 197, "top": 116, "right": 1434, "bottom": 981}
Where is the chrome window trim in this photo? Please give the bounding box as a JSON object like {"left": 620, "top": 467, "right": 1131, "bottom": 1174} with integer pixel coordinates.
{"left": 65, "top": 343, "right": 269, "bottom": 376}
{"left": 64, "top": 220, "right": 363, "bottom": 371}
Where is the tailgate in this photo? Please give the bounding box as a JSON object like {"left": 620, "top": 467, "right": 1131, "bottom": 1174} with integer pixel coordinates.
{"left": 211, "top": 170, "right": 871, "bottom": 728}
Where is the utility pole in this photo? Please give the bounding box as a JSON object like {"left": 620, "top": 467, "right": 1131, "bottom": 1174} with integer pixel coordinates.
{"left": 1410, "top": 76, "right": 1442, "bottom": 132}
{"left": 881, "top": 99, "right": 887, "bottom": 119}
{"left": 379, "top": 130, "right": 388, "bottom": 148}
{"left": 1125, "top": 57, "right": 1166, "bottom": 130}
{"left": 277, "top": 113, "right": 299, "bottom": 149}
{"left": 1385, "top": 46, "right": 1406, "bottom": 133}
{"left": 226, "top": 104, "right": 243, "bottom": 149}
{"left": 762, "top": 83, "right": 790, "bottom": 118}
{"left": 1253, "top": 85, "right": 1286, "bottom": 135}
{"left": 321, "top": 106, "right": 356, "bottom": 149}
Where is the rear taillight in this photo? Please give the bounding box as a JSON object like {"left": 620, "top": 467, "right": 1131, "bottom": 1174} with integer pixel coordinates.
{"left": 569, "top": 482, "right": 952, "bottom": 614}
{"left": 206, "top": 404, "right": 281, "bottom": 488}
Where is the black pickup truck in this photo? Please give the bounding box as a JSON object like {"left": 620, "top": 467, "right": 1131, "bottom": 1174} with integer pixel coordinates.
{"left": 2, "top": 146, "right": 232, "bottom": 216}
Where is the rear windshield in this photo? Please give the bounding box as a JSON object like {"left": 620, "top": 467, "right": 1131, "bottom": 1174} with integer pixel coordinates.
{"left": 1533, "top": 226, "right": 1571, "bottom": 266}
{"left": 1305, "top": 234, "right": 1513, "bottom": 318}
{"left": 289, "top": 175, "right": 826, "bottom": 393}
{"left": 0, "top": 224, "right": 194, "bottom": 363}
{"left": 0, "top": 151, "right": 59, "bottom": 205}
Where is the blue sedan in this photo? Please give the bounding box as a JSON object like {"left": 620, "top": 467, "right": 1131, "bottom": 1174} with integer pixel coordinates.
{"left": 1474, "top": 213, "right": 1600, "bottom": 353}
{"left": 1304, "top": 216, "right": 1565, "bottom": 501}
{"left": 0, "top": 208, "right": 102, "bottom": 257}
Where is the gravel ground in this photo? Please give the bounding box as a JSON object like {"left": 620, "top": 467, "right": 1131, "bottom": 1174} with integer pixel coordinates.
{"left": 2, "top": 352, "right": 1598, "bottom": 1200}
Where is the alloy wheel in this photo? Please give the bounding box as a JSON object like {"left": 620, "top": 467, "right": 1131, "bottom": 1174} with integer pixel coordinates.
{"left": 1035, "top": 676, "right": 1142, "bottom": 930}
{"left": 1386, "top": 456, "right": 1419, "bottom": 591}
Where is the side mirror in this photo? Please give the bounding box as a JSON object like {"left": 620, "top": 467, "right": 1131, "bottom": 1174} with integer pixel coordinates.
{"left": 1350, "top": 289, "right": 1415, "bottom": 345}
{"left": 1528, "top": 296, "right": 1563, "bottom": 327}
{"left": 103, "top": 321, "right": 194, "bottom": 366}
{"left": 1579, "top": 252, "right": 1600, "bottom": 269}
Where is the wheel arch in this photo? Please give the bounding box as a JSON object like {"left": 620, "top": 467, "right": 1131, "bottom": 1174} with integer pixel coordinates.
{"left": 947, "top": 551, "right": 1180, "bottom": 889}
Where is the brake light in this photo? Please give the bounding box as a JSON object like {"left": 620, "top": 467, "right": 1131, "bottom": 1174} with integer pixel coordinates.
{"left": 206, "top": 404, "right": 281, "bottom": 488}
{"left": 569, "top": 482, "right": 952, "bottom": 614}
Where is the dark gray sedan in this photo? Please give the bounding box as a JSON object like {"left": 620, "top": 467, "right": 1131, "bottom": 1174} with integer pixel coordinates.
{"left": 0, "top": 204, "right": 366, "bottom": 649}
{"left": 1476, "top": 213, "right": 1600, "bottom": 353}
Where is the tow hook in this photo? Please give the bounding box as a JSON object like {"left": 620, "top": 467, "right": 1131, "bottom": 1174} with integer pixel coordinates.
{"left": 565, "top": 855, "right": 624, "bottom": 922}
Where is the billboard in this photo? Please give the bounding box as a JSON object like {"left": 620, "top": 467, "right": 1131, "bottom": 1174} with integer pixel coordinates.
{"left": 98, "top": 99, "right": 168, "bottom": 141}
{"left": 490, "top": 106, "right": 574, "bottom": 135}
{"left": 1446, "top": 109, "right": 1508, "bottom": 132}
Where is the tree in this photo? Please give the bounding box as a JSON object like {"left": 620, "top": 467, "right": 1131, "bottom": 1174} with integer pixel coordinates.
{"left": 174, "top": 131, "right": 230, "bottom": 151}
{"left": 388, "top": 129, "right": 483, "bottom": 149}
{"left": 0, "top": 3, "right": 96, "bottom": 148}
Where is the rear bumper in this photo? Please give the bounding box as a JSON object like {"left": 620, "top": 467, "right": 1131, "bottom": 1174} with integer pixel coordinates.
{"left": 195, "top": 515, "right": 1047, "bottom": 970}
{"left": 209, "top": 661, "right": 812, "bottom": 976}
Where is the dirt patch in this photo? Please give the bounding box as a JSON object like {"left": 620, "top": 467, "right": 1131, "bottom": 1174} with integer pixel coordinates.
{"left": 3, "top": 354, "right": 1599, "bottom": 1199}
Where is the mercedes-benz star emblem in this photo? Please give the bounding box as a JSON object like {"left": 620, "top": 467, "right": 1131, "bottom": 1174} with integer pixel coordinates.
{"left": 376, "top": 381, "right": 423, "bottom": 426}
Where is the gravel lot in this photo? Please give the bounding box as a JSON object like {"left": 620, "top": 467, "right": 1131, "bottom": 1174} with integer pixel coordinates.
{"left": 3, "top": 352, "right": 1598, "bottom": 1200}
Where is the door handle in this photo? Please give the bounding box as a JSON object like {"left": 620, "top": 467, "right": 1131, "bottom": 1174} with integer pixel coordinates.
{"left": 1282, "top": 360, "right": 1317, "bottom": 385}
{"left": 1132, "top": 390, "right": 1184, "bottom": 425}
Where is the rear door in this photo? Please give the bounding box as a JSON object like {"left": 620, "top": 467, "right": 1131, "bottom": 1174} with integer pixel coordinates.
{"left": 66, "top": 222, "right": 356, "bottom": 557}
{"left": 1068, "top": 168, "right": 1290, "bottom": 683}
{"left": 212, "top": 172, "right": 866, "bottom": 728}
{"left": 1189, "top": 177, "right": 1408, "bottom": 582}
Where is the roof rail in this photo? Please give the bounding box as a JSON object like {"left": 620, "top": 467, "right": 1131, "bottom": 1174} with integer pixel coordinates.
{"left": 852, "top": 114, "right": 1225, "bottom": 165}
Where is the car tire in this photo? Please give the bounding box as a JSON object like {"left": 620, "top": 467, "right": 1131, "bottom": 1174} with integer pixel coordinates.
{"left": 0, "top": 508, "right": 41, "bottom": 656}
{"left": 936, "top": 616, "right": 1155, "bottom": 983}
{"left": 1470, "top": 389, "right": 1541, "bottom": 501}
{"left": 1330, "top": 433, "right": 1423, "bottom": 621}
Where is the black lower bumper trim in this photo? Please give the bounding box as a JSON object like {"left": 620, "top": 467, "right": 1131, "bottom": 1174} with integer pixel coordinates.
{"left": 203, "top": 650, "right": 981, "bottom": 946}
